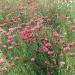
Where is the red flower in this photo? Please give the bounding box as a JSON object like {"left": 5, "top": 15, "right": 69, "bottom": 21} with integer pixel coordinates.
{"left": 10, "top": 19, "right": 16, "bottom": 24}
{"left": 35, "top": 50, "right": 40, "bottom": 54}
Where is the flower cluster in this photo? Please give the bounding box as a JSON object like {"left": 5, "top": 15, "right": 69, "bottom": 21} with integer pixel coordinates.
{"left": 0, "top": 0, "right": 74, "bottom": 75}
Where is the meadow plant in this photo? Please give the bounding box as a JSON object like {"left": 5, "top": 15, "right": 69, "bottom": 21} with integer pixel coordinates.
{"left": 0, "top": 0, "right": 75, "bottom": 75}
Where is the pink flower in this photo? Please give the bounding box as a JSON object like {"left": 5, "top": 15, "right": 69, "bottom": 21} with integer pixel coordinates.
{"left": 52, "top": 31, "right": 59, "bottom": 38}
{"left": 17, "top": 17, "right": 21, "bottom": 21}
{"left": 21, "top": 29, "right": 33, "bottom": 36}
{"left": 47, "top": 18, "right": 52, "bottom": 22}
{"left": 45, "top": 43, "right": 51, "bottom": 47}
{"left": 2, "top": 45, "right": 7, "bottom": 48}
{"left": 10, "top": 19, "right": 16, "bottom": 24}
{"left": 44, "top": 61, "right": 50, "bottom": 65}
{"left": 49, "top": 72, "right": 54, "bottom": 75}
{"left": 13, "top": 57, "right": 19, "bottom": 61}
{"left": 21, "top": 29, "right": 34, "bottom": 40}
{"left": 59, "top": 61, "right": 65, "bottom": 66}
{"left": 10, "top": 63, "right": 14, "bottom": 68}
{"left": 17, "top": 6, "right": 26, "bottom": 10}
{"left": 43, "top": 47, "right": 49, "bottom": 52}
{"left": 63, "top": 0, "right": 70, "bottom": 3}
{"left": 21, "top": 22, "right": 27, "bottom": 27}
{"left": 35, "top": 50, "right": 40, "bottom": 54}
{"left": 70, "top": 26, "right": 75, "bottom": 29}
{"left": 51, "top": 65, "right": 55, "bottom": 69}
{"left": 63, "top": 46, "right": 70, "bottom": 51}
{"left": 13, "top": 35, "right": 16, "bottom": 38}
{"left": 8, "top": 46, "right": 13, "bottom": 50}
{"left": 2, "top": 66, "right": 7, "bottom": 73}
{"left": 16, "top": 26, "right": 22, "bottom": 30}
{"left": 59, "top": 41, "right": 65, "bottom": 44}
{"left": 0, "top": 59, "right": 7, "bottom": 64}
{"left": 48, "top": 51, "right": 54, "bottom": 55}
{"left": 68, "top": 42, "right": 75, "bottom": 47}
{"left": 3, "top": 22, "right": 8, "bottom": 27}
{"left": 1, "top": 30, "right": 7, "bottom": 34}
{"left": 9, "top": 28, "right": 15, "bottom": 32}
{"left": 14, "top": 43, "right": 20, "bottom": 46}
{"left": 7, "top": 35, "right": 13, "bottom": 40}
{"left": 31, "top": 57, "right": 35, "bottom": 62}
{"left": 72, "top": 30, "right": 75, "bottom": 32}
{"left": 7, "top": 40, "right": 12, "bottom": 45}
